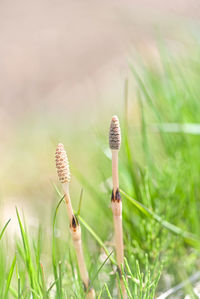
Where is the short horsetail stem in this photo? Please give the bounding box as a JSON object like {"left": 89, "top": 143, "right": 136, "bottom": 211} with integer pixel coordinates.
{"left": 55, "top": 144, "right": 95, "bottom": 298}
{"left": 109, "top": 116, "right": 126, "bottom": 298}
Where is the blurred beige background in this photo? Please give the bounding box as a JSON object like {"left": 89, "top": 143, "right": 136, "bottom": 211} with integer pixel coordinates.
{"left": 0, "top": 0, "right": 200, "bottom": 229}
{"left": 1, "top": 0, "right": 200, "bottom": 120}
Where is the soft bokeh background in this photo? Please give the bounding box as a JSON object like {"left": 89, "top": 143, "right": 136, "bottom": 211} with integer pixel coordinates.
{"left": 2, "top": 2, "right": 200, "bottom": 298}
{"left": 0, "top": 0, "right": 200, "bottom": 232}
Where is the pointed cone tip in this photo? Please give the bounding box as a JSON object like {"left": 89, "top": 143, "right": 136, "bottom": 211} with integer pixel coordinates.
{"left": 112, "top": 115, "right": 119, "bottom": 122}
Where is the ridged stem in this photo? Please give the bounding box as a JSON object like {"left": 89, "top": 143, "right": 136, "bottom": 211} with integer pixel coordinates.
{"left": 62, "top": 182, "right": 74, "bottom": 223}
{"left": 112, "top": 200, "right": 126, "bottom": 298}
{"left": 71, "top": 220, "right": 89, "bottom": 285}
{"left": 112, "top": 201, "right": 123, "bottom": 269}
{"left": 111, "top": 149, "right": 126, "bottom": 299}
{"left": 71, "top": 218, "right": 95, "bottom": 299}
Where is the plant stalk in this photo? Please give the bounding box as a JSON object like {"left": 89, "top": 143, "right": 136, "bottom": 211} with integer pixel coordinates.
{"left": 112, "top": 150, "right": 119, "bottom": 194}
{"left": 62, "top": 183, "right": 73, "bottom": 223}
{"left": 56, "top": 144, "right": 95, "bottom": 298}
{"left": 111, "top": 149, "right": 126, "bottom": 299}
{"left": 70, "top": 216, "right": 95, "bottom": 298}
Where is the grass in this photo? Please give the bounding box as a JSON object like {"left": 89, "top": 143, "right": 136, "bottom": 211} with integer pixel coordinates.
{"left": 1, "top": 36, "right": 200, "bottom": 297}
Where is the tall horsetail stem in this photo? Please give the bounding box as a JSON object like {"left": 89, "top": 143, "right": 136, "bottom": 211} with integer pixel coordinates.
{"left": 109, "top": 116, "right": 126, "bottom": 298}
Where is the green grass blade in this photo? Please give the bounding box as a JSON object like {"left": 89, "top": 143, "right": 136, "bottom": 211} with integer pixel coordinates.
{"left": 4, "top": 254, "right": 16, "bottom": 298}
{"left": 52, "top": 195, "right": 65, "bottom": 297}
{"left": 97, "top": 286, "right": 104, "bottom": 299}
{"left": 16, "top": 208, "right": 42, "bottom": 298}
{"left": 47, "top": 279, "right": 58, "bottom": 294}
{"left": 104, "top": 283, "right": 112, "bottom": 299}
{"left": 52, "top": 182, "right": 63, "bottom": 197}
{"left": 129, "top": 64, "right": 161, "bottom": 121}
{"left": 18, "top": 276, "right": 21, "bottom": 299}
{"left": 124, "top": 257, "right": 139, "bottom": 285}
{"left": 77, "top": 188, "right": 84, "bottom": 216}
{"left": 122, "top": 273, "right": 133, "bottom": 299}
{"left": 78, "top": 215, "right": 116, "bottom": 265}
{"left": 58, "top": 261, "right": 62, "bottom": 299}
{"left": 86, "top": 250, "right": 114, "bottom": 295}
{"left": 9, "top": 287, "right": 18, "bottom": 298}
{"left": 40, "top": 263, "right": 48, "bottom": 299}
{"left": 0, "top": 219, "right": 11, "bottom": 241}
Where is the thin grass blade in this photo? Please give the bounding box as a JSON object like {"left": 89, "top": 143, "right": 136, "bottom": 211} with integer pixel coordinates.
{"left": 4, "top": 254, "right": 16, "bottom": 298}
{"left": 0, "top": 219, "right": 11, "bottom": 241}
{"left": 78, "top": 215, "right": 116, "bottom": 265}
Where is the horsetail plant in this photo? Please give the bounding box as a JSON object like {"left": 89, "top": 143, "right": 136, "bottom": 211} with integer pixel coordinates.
{"left": 109, "top": 116, "right": 126, "bottom": 298}
{"left": 55, "top": 143, "right": 95, "bottom": 298}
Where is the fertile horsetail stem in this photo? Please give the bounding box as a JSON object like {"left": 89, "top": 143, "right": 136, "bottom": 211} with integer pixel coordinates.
{"left": 55, "top": 144, "right": 95, "bottom": 298}
{"left": 109, "top": 116, "right": 126, "bottom": 298}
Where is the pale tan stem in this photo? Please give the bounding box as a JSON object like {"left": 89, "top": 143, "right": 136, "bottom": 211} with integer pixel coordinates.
{"left": 71, "top": 224, "right": 95, "bottom": 299}
{"left": 111, "top": 151, "right": 127, "bottom": 298}
{"left": 112, "top": 202, "right": 127, "bottom": 298}
{"left": 62, "top": 182, "right": 74, "bottom": 223}
{"left": 62, "top": 183, "right": 95, "bottom": 298}
{"left": 112, "top": 202, "right": 124, "bottom": 268}
{"left": 71, "top": 225, "right": 89, "bottom": 286}
{"left": 112, "top": 150, "right": 119, "bottom": 194}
